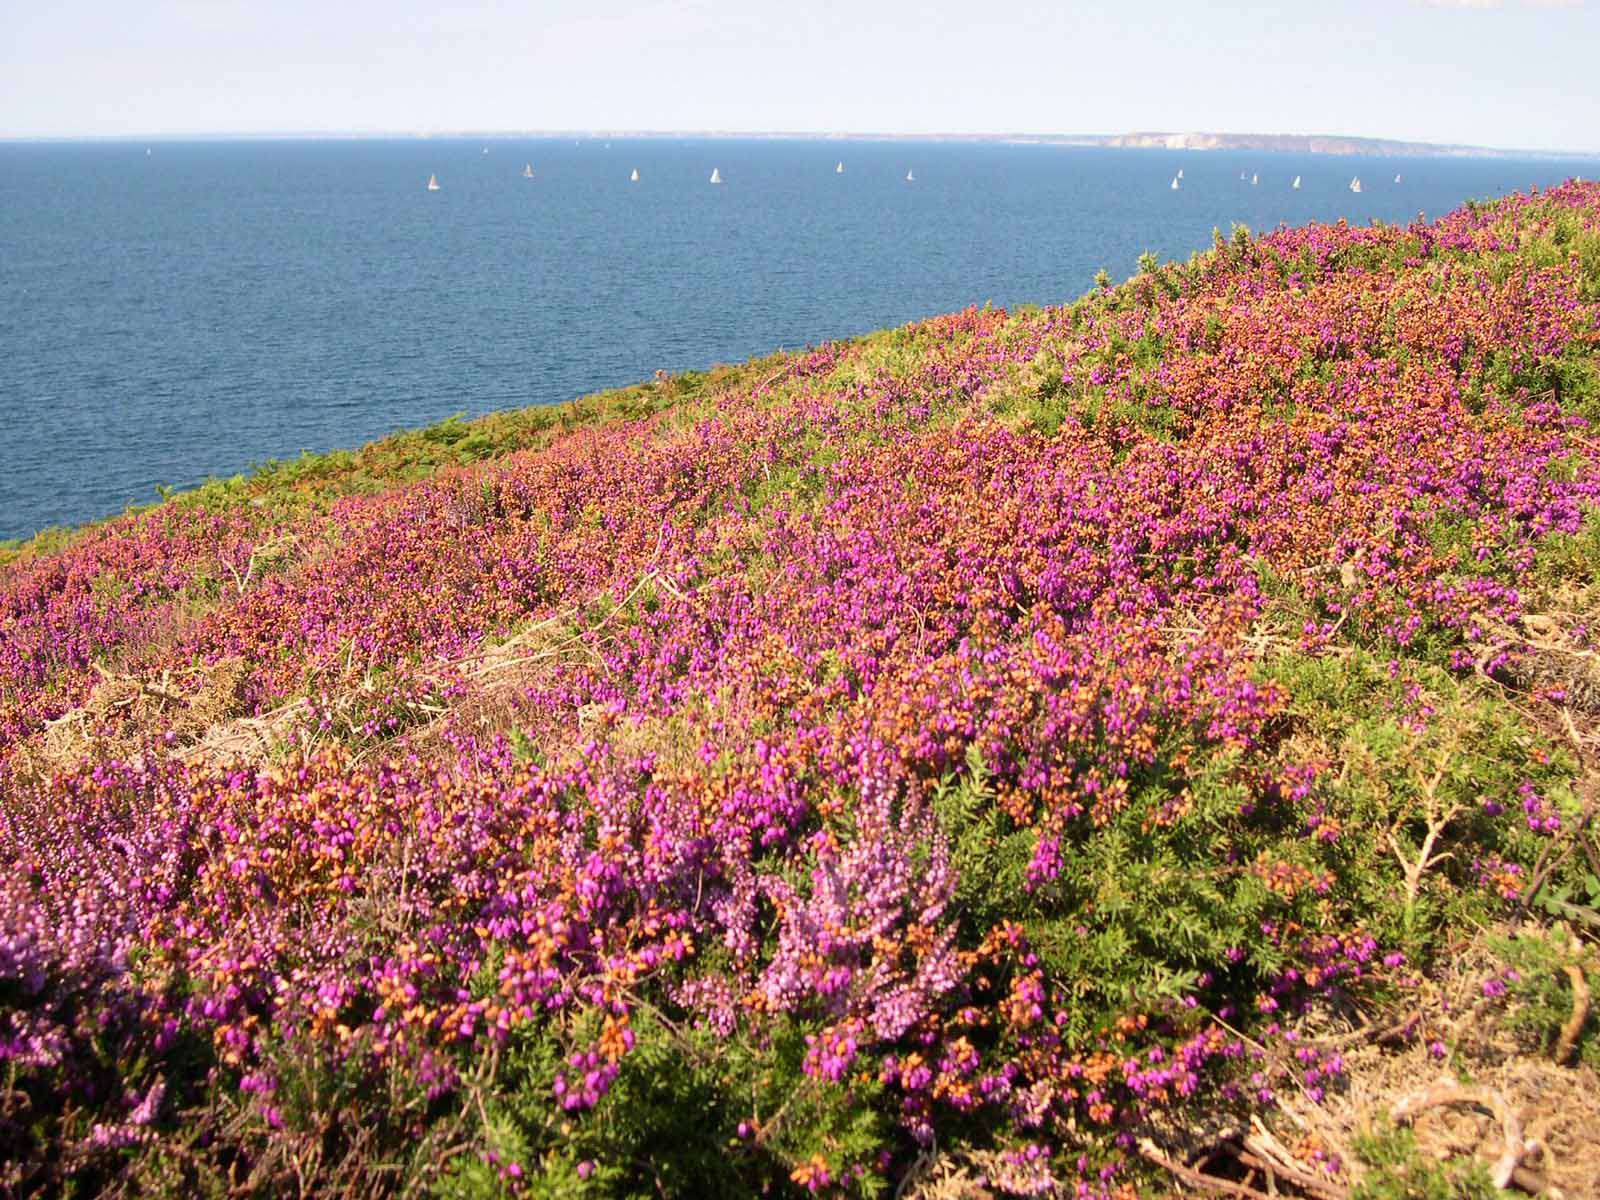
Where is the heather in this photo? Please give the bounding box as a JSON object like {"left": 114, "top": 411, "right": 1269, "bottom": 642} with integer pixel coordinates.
{"left": 4, "top": 184, "right": 1600, "bottom": 1198}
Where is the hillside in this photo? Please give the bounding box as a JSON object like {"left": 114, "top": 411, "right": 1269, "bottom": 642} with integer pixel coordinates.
{"left": 4, "top": 185, "right": 1600, "bottom": 1199}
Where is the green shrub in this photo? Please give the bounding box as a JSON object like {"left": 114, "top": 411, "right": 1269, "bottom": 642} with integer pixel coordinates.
{"left": 1351, "top": 1123, "right": 1497, "bottom": 1200}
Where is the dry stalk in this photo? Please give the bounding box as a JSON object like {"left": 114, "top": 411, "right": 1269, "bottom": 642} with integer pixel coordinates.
{"left": 1240, "top": 1117, "right": 1348, "bottom": 1200}
{"left": 1553, "top": 963, "right": 1589, "bottom": 1066}
{"left": 1137, "top": 1140, "right": 1275, "bottom": 1200}
{"left": 1387, "top": 750, "right": 1462, "bottom": 925}
{"left": 1390, "top": 1083, "right": 1534, "bottom": 1191}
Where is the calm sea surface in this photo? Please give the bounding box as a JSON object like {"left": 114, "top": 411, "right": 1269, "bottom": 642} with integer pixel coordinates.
{"left": 3, "top": 137, "right": 1598, "bottom": 540}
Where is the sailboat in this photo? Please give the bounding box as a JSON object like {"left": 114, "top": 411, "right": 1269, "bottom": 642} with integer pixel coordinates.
{"left": 1251, "top": 173, "right": 1259, "bottom": 186}
{"left": 1240, "top": 171, "right": 1248, "bottom": 181}
{"left": 426, "top": 174, "right": 440, "bottom": 192}
{"left": 630, "top": 168, "right": 639, "bottom": 182}
{"left": 836, "top": 161, "right": 844, "bottom": 174}
{"left": 522, "top": 163, "right": 534, "bottom": 179}
{"left": 1170, "top": 175, "right": 1180, "bottom": 190}
{"left": 906, "top": 169, "right": 915, "bottom": 182}
{"left": 1394, "top": 173, "right": 1402, "bottom": 184}
{"left": 1292, "top": 175, "right": 1301, "bottom": 190}
{"left": 1349, "top": 176, "right": 1362, "bottom": 193}
{"left": 481, "top": 147, "right": 488, "bottom": 155}
{"left": 1177, "top": 168, "right": 1184, "bottom": 180}
{"left": 709, "top": 167, "right": 722, "bottom": 184}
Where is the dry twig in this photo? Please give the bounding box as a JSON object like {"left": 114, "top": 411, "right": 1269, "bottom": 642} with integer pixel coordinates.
{"left": 1553, "top": 963, "right": 1589, "bottom": 1066}
{"left": 1137, "top": 1140, "right": 1275, "bottom": 1200}
{"left": 1390, "top": 1083, "right": 1531, "bottom": 1191}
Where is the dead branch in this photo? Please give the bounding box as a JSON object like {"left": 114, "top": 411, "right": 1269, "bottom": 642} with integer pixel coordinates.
{"left": 1137, "top": 1140, "right": 1275, "bottom": 1200}
{"left": 1235, "top": 1149, "right": 1347, "bottom": 1200}
{"left": 1388, "top": 754, "right": 1462, "bottom": 922}
{"left": 1390, "top": 1084, "right": 1528, "bottom": 1190}
{"left": 1554, "top": 963, "right": 1589, "bottom": 1066}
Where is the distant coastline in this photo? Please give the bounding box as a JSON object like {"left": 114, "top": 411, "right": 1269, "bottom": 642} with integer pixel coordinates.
{"left": 7, "top": 128, "right": 1598, "bottom": 160}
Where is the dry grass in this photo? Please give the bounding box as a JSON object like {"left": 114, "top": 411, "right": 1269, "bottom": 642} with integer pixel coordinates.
{"left": 1247, "top": 933, "right": 1600, "bottom": 1200}
{"left": 29, "top": 657, "right": 253, "bottom": 772}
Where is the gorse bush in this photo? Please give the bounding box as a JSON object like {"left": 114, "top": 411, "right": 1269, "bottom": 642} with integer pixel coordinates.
{"left": 4, "top": 182, "right": 1600, "bottom": 1197}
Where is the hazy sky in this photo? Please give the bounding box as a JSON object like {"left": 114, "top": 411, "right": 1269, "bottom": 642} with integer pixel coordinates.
{"left": 2, "top": 0, "right": 1596, "bottom": 150}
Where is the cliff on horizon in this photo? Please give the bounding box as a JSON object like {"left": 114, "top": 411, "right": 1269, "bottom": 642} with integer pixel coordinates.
{"left": 1103, "top": 130, "right": 1529, "bottom": 157}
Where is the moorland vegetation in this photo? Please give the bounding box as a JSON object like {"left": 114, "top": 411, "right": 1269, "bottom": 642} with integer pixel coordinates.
{"left": 4, "top": 184, "right": 1600, "bottom": 1198}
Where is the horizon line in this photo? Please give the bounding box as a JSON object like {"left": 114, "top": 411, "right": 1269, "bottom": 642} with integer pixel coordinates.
{"left": 4, "top": 127, "right": 1600, "bottom": 159}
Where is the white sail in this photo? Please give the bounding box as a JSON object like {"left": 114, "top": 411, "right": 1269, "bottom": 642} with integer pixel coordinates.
{"left": 1350, "top": 177, "right": 1362, "bottom": 193}
{"left": 1394, "top": 173, "right": 1402, "bottom": 184}
{"left": 426, "top": 174, "right": 440, "bottom": 191}
{"left": 1177, "top": 168, "right": 1184, "bottom": 180}
{"left": 836, "top": 161, "right": 844, "bottom": 173}
{"left": 906, "top": 169, "right": 915, "bottom": 182}
{"left": 1171, "top": 176, "right": 1180, "bottom": 190}
{"left": 630, "top": 168, "right": 639, "bottom": 182}
{"left": 522, "top": 163, "right": 534, "bottom": 178}
{"left": 1292, "top": 175, "right": 1301, "bottom": 189}
{"left": 709, "top": 167, "right": 722, "bottom": 184}
{"left": 1251, "top": 173, "right": 1258, "bottom": 186}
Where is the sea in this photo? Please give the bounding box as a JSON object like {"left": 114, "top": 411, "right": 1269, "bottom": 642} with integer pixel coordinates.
{"left": 3, "top": 136, "right": 1598, "bottom": 541}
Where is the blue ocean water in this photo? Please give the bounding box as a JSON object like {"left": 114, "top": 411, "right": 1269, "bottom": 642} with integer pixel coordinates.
{"left": 3, "top": 137, "right": 1597, "bottom": 541}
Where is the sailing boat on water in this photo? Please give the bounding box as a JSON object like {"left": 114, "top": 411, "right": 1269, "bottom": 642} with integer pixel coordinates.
{"left": 426, "top": 173, "right": 440, "bottom": 191}
{"left": 906, "top": 169, "right": 915, "bottom": 182}
{"left": 630, "top": 168, "right": 639, "bottom": 182}
{"left": 1349, "top": 176, "right": 1362, "bottom": 193}
{"left": 1292, "top": 175, "right": 1301, "bottom": 189}
{"left": 836, "top": 161, "right": 844, "bottom": 173}
{"left": 522, "top": 163, "right": 534, "bottom": 178}
{"left": 1251, "top": 173, "right": 1259, "bottom": 186}
{"left": 1394, "top": 173, "right": 1402, "bottom": 184}
{"left": 709, "top": 167, "right": 722, "bottom": 184}
{"left": 1177, "top": 168, "right": 1184, "bottom": 180}
{"left": 1170, "top": 175, "right": 1180, "bottom": 190}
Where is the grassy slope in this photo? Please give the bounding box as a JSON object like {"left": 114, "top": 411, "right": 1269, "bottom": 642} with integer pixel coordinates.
{"left": 3, "top": 187, "right": 1600, "bottom": 1199}
{"left": 0, "top": 360, "right": 778, "bottom": 570}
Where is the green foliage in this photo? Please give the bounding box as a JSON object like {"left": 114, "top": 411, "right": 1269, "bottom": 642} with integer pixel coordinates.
{"left": 436, "top": 1008, "right": 890, "bottom": 1199}
{"left": 1527, "top": 505, "right": 1600, "bottom": 589}
{"left": 933, "top": 735, "right": 1287, "bottom": 1038}
{"left": 1485, "top": 926, "right": 1599, "bottom": 1068}
{"left": 931, "top": 747, "right": 1038, "bottom": 929}
{"left": 1260, "top": 647, "right": 1575, "bottom": 954}
{"left": 927, "top": 633, "right": 1577, "bottom": 1052}
{"left": 1476, "top": 343, "right": 1600, "bottom": 425}
{"left": 1350, "top": 1123, "right": 1497, "bottom": 1200}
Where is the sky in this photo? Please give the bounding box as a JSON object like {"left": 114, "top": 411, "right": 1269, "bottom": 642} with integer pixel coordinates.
{"left": 2, "top": 0, "right": 1597, "bottom": 151}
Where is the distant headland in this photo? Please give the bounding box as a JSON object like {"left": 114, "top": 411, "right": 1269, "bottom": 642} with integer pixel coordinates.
{"left": 1081, "top": 130, "right": 1572, "bottom": 158}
